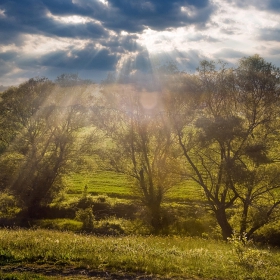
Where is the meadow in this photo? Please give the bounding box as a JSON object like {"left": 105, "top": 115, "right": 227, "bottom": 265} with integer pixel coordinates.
{"left": 63, "top": 170, "right": 204, "bottom": 201}
{"left": 1, "top": 228, "right": 280, "bottom": 280}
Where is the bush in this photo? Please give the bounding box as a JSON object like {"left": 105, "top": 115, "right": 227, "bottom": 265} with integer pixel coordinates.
{"left": 228, "top": 233, "right": 272, "bottom": 271}
{"left": 253, "top": 220, "right": 280, "bottom": 246}
{"left": 75, "top": 207, "right": 94, "bottom": 231}
{"left": 0, "top": 192, "right": 18, "bottom": 218}
{"left": 93, "top": 218, "right": 125, "bottom": 235}
{"left": 76, "top": 195, "right": 95, "bottom": 209}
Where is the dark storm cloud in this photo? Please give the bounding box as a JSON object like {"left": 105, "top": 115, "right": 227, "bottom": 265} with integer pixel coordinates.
{"left": 100, "top": 0, "right": 215, "bottom": 32}
{"left": 0, "top": 60, "right": 14, "bottom": 76}
{"left": 0, "top": 0, "right": 108, "bottom": 43}
{"left": 268, "top": 0, "right": 280, "bottom": 11}
{"left": 0, "top": 43, "right": 119, "bottom": 76}
{"left": 0, "top": 0, "right": 215, "bottom": 41}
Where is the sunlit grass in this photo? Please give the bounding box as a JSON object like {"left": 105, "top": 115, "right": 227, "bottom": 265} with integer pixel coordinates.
{"left": 166, "top": 180, "right": 206, "bottom": 202}
{"left": 64, "top": 170, "right": 204, "bottom": 201}
{"left": 64, "top": 171, "right": 133, "bottom": 198}
{"left": 0, "top": 229, "right": 280, "bottom": 279}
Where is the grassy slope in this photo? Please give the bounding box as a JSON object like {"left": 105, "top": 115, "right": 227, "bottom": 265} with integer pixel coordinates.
{"left": 64, "top": 170, "right": 204, "bottom": 202}
{"left": 0, "top": 229, "right": 280, "bottom": 280}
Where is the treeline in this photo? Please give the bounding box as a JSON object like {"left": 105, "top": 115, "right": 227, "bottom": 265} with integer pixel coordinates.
{"left": 1, "top": 55, "right": 280, "bottom": 241}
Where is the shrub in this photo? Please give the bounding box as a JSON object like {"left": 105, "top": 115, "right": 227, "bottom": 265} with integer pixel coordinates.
{"left": 0, "top": 192, "right": 18, "bottom": 218}
{"left": 93, "top": 218, "right": 125, "bottom": 235}
{"left": 75, "top": 207, "right": 94, "bottom": 231}
{"left": 253, "top": 220, "right": 280, "bottom": 246}
{"left": 228, "top": 233, "right": 272, "bottom": 271}
{"left": 76, "top": 195, "right": 95, "bottom": 209}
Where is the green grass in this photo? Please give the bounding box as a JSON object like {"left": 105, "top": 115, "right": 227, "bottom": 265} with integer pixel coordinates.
{"left": 63, "top": 170, "right": 204, "bottom": 201}
{"left": 63, "top": 171, "right": 133, "bottom": 198}
{"left": 34, "top": 219, "right": 83, "bottom": 232}
{"left": 0, "top": 229, "right": 280, "bottom": 279}
{"left": 166, "top": 181, "right": 206, "bottom": 202}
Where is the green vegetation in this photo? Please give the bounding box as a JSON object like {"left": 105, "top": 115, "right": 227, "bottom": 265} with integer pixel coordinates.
{"left": 1, "top": 229, "right": 280, "bottom": 280}
{"left": 1, "top": 55, "right": 280, "bottom": 279}
{"left": 64, "top": 171, "right": 203, "bottom": 201}
{"left": 64, "top": 171, "right": 133, "bottom": 198}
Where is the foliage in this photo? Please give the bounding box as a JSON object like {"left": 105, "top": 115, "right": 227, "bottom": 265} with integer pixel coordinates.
{"left": 75, "top": 207, "right": 94, "bottom": 231}
{"left": 228, "top": 233, "right": 272, "bottom": 274}
{"left": 0, "top": 77, "right": 98, "bottom": 215}
{"left": 254, "top": 220, "right": 280, "bottom": 247}
{"left": 169, "top": 55, "right": 280, "bottom": 239}
{"left": 1, "top": 56, "right": 280, "bottom": 242}
{"left": 0, "top": 192, "right": 19, "bottom": 218}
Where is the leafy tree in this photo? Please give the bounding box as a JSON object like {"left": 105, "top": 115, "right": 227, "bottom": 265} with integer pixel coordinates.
{"left": 0, "top": 77, "right": 94, "bottom": 216}
{"left": 170, "top": 56, "right": 280, "bottom": 239}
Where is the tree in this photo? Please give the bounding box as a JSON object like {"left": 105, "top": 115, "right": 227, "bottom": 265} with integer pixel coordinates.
{"left": 97, "top": 84, "right": 181, "bottom": 233}
{"left": 0, "top": 77, "right": 94, "bottom": 216}
{"left": 232, "top": 55, "right": 280, "bottom": 238}
{"left": 169, "top": 56, "right": 280, "bottom": 240}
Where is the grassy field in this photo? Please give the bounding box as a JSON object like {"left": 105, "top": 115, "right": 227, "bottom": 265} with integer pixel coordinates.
{"left": 1, "top": 228, "right": 280, "bottom": 280}
{"left": 64, "top": 171, "right": 133, "bottom": 198}
{"left": 63, "top": 170, "right": 204, "bottom": 202}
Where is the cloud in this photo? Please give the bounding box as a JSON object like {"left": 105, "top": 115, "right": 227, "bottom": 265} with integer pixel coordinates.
{"left": 0, "top": 0, "right": 280, "bottom": 87}
{"left": 0, "top": 1, "right": 109, "bottom": 42}
{"left": 258, "top": 28, "right": 280, "bottom": 41}
{"left": 228, "top": 0, "right": 280, "bottom": 12}
{"left": 37, "top": 45, "right": 119, "bottom": 71}
{"left": 0, "top": 0, "right": 216, "bottom": 38}
{"left": 102, "top": 0, "right": 215, "bottom": 32}
{"left": 100, "top": 34, "right": 142, "bottom": 54}
{"left": 214, "top": 48, "right": 247, "bottom": 60}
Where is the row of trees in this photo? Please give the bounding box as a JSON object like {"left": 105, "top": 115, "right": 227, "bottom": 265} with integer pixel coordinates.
{"left": 1, "top": 56, "right": 280, "bottom": 239}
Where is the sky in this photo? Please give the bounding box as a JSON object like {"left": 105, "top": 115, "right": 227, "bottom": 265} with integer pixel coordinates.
{"left": 0, "top": 0, "right": 280, "bottom": 86}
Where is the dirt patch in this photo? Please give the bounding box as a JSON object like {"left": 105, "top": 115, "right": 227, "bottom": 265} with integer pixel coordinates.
{"left": 0, "top": 264, "right": 194, "bottom": 279}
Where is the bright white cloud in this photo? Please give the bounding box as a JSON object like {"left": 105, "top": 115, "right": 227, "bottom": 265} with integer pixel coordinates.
{"left": 0, "top": 9, "right": 5, "bottom": 17}
{"left": 97, "top": 0, "right": 109, "bottom": 6}
{"left": 46, "top": 12, "right": 102, "bottom": 25}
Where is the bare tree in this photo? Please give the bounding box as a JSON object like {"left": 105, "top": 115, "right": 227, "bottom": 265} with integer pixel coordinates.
{"left": 97, "top": 84, "right": 181, "bottom": 233}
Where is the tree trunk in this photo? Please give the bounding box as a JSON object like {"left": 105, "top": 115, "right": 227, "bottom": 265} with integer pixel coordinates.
{"left": 214, "top": 208, "right": 233, "bottom": 240}
{"left": 148, "top": 204, "right": 163, "bottom": 235}
{"left": 240, "top": 202, "right": 249, "bottom": 236}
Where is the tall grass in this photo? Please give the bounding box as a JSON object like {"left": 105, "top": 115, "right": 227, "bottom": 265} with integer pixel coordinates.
{"left": 0, "top": 229, "right": 279, "bottom": 279}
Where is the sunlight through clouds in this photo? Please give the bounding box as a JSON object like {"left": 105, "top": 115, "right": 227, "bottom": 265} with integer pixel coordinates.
{"left": 97, "top": 0, "right": 109, "bottom": 6}
{"left": 0, "top": 0, "right": 280, "bottom": 86}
